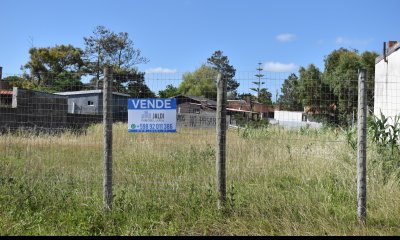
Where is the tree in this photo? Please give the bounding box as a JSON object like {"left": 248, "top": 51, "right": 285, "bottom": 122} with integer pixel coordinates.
{"left": 258, "top": 88, "right": 273, "bottom": 105}
{"left": 83, "top": 26, "right": 149, "bottom": 88}
{"left": 83, "top": 26, "right": 114, "bottom": 83}
{"left": 238, "top": 93, "right": 256, "bottom": 111}
{"left": 251, "top": 62, "right": 265, "bottom": 100}
{"left": 23, "top": 45, "right": 85, "bottom": 91}
{"left": 3, "top": 76, "right": 36, "bottom": 89}
{"left": 158, "top": 84, "right": 180, "bottom": 98}
{"left": 120, "top": 68, "right": 155, "bottom": 98}
{"left": 207, "top": 50, "right": 239, "bottom": 94}
{"left": 178, "top": 65, "right": 218, "bottom": 99}
{"left": 277, "top": 73, "right": 303, "bottom": 111}
{"left": 360, "top": 51, "right": 379, "bottom": 108}
{"left": 250, "top": 62, "right": 272, "bottom": 105}
{"left": 297, "top": 64, "right": 333, "bottom": 116}
{"left": 323, "top": 48, "right": 378, "bottom": 125}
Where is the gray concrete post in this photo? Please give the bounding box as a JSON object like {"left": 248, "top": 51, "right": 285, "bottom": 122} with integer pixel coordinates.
{"left": 357, "top": 69, "right": 367, "bottom": 225}
{"left": 103, "top": 66, "right": 113, "bottom": 211}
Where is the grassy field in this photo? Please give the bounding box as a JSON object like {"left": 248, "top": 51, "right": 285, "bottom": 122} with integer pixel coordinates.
{"left": 0, "top": 123, "right": 399, "bottom": 236}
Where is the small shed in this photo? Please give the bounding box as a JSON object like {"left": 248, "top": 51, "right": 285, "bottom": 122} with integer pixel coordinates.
{"left": 55, "top": 90, "right": 130, "bottom": 117}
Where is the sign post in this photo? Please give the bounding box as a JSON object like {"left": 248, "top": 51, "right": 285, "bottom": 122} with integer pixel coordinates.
{"left": 128, "top": 98, "right": 177, "bottom": 132}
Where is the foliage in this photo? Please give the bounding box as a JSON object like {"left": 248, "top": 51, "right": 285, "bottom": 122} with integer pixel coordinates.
{"left": 369, "top": 112, "right": 400, "bottom": 154}
{"left": 343, "top": 125, "right": 357, "bottom": 151}
{"left": 22, "top": 45, "right": 85, "bottom": 91}
{"left": 368, "top": 112, "right": 400, "bottom": 182}
{"left": 323, "top": 48, "right": 378, "bottom": 126}
{"left": 297, "top": 64, "right": 334, "bottom": 118}
{"left": 288, "top": 48, "right": 378, "bottom": 127}
{"left": 277, "top": 73, "right": 303, "bottom": 111}
{"left": 83, "top": 25, "right": 149, "bottom": 87}
{"left": 207, "top": 50, "right": 239, "bottom": 93}
{"left": 116, "top": 68, "right": 156, "bottom": 98}
{"left": 158, "top": 84, "right": 180, "bottom": 98}
{"left": 2, "top": 76, "right": 37, "bottom": 89}
{"left": 1, "top": 124, "right": 400, "bottom": 235}
{"left": 178, "top": 65, "right": 218, "bottom": 99}
{"left": 257, "top": 88, "right": 273, "bottom": 105}
{"left": 19, "top": 26, "right": 153, "bottom": 95}
{"left": 250, "top": 63, "right": 268, "bottom": 103}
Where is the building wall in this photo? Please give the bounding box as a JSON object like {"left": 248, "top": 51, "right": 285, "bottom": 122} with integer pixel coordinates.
{"left": 374, "top": 47, "right": 400, "bottom": 119}
{"left": 177, "top": 112, "right": 230, "bottom": 129}
{"left": 0, "top": 88, "right": 69, "bottom": 131}
{"left": 67, "top": 93, "right": 128, "bottom": 119}
{"left": 0, "top": 88, "right": 126, "bottom": 133}
{"left": 14, "top": 88, "right": 68, "bottom": 129}
{"left": 68, "top": 94, "right": 100, "bottom": 114}
{"left": 274, "top": 110, "right": 304, "bottom": 122}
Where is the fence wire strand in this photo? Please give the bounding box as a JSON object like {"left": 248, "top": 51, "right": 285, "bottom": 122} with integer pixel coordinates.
{"left": 1, "top": 70, "right": 400, "bottom": 234}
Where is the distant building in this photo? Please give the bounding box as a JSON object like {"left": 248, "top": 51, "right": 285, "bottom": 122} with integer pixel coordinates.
{"left": 55, "top": 90, "right": 130, "bottom": 119}
{"left": 227, "top": 98, "right": 274, "bottom": 120}
{"left": 0, "top": 87, "right": 69, "bottom": 132}
{"left": 174, "top": 94, "right": 217, "bottom": 114}
{"left": 273, "top": 110, "right": 322, "bottom": 129}
{"left": 374, "top": 41, "right": 400, "bottom": 119}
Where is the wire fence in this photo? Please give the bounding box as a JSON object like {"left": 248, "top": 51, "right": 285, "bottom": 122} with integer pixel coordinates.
{"left": 1, "top": 69, "right": 400, "bottom": 234}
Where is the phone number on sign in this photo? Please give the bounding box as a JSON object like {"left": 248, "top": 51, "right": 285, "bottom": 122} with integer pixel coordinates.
{"left": 139, "top": 123, "right": 174, "bottom": 131}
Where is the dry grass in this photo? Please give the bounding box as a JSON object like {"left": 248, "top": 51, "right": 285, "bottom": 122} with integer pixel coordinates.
{"left": 0, "top": 123, "right": 399, "bottom": 236}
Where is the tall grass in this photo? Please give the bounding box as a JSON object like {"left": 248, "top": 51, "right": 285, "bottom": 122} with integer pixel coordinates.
{"left": 0, "top": 123, "right": 399, "bottom": 236}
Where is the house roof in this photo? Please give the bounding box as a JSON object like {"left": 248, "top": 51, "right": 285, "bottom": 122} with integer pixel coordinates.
{"left": 227, "top": 108, "right": 257, "bottom": 114}
{"left": 227, "top": 99, "right": 274, "bottom": 113}
{"left": 173, "top": 94, "right": 217, "bottom": 106}
{"left": 0, "top": 90, "right": 13, "bottom": 95}
{"left": 376, "top": 41, "right": 400, "bottom": 64}
{"left": 55, "top": 90, "right": 130, "bottom": 97}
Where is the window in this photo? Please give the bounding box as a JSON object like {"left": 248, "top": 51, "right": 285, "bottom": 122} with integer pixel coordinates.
{"left": 88, "top": 101, "right": 94, "bottom": 106}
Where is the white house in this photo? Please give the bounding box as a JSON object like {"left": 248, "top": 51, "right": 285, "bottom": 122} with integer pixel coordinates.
{"left": 374, "top": 41, "right": 400, "bottom": 119}
{"left": 273, "top": 110, "right": 322, "bottom": 129}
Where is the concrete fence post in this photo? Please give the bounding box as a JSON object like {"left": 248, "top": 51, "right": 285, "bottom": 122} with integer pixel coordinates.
{"left": 216, "top": 73, "right": 227, "bottom": 210}
{"left": 357, "top": 69, "right": 367, "bottom": 225}
{"left": 103, "top": 66, "right": 113, "bottom": 211}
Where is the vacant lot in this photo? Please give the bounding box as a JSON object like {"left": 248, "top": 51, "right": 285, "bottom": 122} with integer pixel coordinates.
{"left": 0, "top": 123, "right": 399, "bottom": 236}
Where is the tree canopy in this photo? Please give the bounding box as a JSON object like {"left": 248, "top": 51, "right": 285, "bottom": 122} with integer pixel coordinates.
{"left": 18, "top": 26, "right": 153, "bottom": 95}
{"left": 277, "top": 73, "right": 303, "bottom": 111}
{"left": 207, "top": 50, "right": 239, "bottom": 94}
{"left": 158, "top": 84, "right": 180, "bottom": 98}
{"left": 22, "top": 44, "right": 85, "bottom": 91}
{"left": 83, "top": 26, "right": 149, "bottom": 89}
{"left": 323, "top": 48, "right": 378, "bottom": 125}
{"left": 279, "top": 48, "right": 379, "bottom": 126}
{"left": 178, "top": 65, "right": 218, "bottom": 99}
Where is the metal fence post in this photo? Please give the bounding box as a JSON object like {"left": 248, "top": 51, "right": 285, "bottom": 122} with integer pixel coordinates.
{"left": 103, "top": 66, "right": 113, "bottom": 211}
{"left": 216, "top": 73, "right": 227, "bottom": 210}
{"left": 357, "top": 69, "right": 367, "bottom": 225}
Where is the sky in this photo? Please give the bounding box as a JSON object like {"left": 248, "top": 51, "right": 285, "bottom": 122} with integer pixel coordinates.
{"left": 1, "top": 0, "right": 400, "bottom": 96}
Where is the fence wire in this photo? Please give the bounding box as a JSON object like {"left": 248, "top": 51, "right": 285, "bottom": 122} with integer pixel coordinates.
{"left": 1, "top": 70, "right": 400, "bottom": 235}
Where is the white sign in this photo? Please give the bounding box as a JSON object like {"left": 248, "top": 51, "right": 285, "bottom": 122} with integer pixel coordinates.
{"left": 128, "top": 98, "right": 177, "bottom": 132}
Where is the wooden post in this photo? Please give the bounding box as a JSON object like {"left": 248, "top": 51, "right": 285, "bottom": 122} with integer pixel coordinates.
{"left": 103, "top": 66, "right": 113, "bottom": 211}
{"left": 216, "top": 73, "right": 227, "bottom": 210}
{"left": 357, "top": 69, "right": 367, "bottom": 224}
